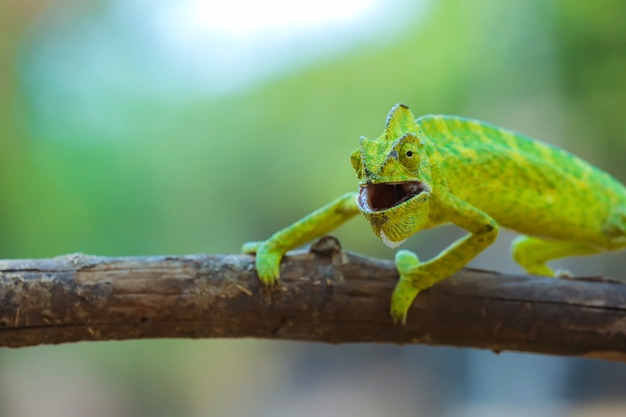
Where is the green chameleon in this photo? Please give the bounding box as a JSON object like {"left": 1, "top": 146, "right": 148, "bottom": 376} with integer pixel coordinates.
{"left": 243, "top": 104, "right": 626, "bottom": 324}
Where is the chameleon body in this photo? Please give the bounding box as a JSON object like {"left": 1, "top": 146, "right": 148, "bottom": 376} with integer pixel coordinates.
{"left": 243, "top": 104, "right": 626, "bottom": 324}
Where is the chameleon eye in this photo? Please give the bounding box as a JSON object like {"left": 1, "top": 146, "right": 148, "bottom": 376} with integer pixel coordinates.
{"left": 400, "top": 143, "right": 418, "bottom": 169}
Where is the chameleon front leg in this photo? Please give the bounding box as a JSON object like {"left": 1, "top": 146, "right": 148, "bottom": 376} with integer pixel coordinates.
{"left": 242, "top": 192, "right": 360, "bottom": 285}
{"left": 391, "top": 194, "right": 499, "bottom": 324}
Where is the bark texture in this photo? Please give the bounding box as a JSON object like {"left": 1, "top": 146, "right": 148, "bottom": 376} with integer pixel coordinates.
{"left": 0, "top": 237, "right": 625, "bottom": 361}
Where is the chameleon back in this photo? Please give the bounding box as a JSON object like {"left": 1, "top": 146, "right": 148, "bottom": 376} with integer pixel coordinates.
{"left": 417, "top": 115, "right": 626, "bottom": 249}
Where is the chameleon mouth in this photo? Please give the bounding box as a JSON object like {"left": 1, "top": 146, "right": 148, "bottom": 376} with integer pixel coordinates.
{"left": 358, "top": 181, "right": 427, "bottom": 212}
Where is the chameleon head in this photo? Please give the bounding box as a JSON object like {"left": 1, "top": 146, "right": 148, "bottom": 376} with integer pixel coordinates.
{"left": 351, "top": 104, "right": 433, "bottom": 248}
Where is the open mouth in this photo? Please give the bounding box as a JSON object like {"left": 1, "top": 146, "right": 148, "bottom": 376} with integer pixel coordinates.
{"left": 358, "top": 181, "right": 427, "bottom": 212}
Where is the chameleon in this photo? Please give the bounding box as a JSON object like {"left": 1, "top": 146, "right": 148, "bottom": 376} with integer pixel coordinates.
{"left": 242, "top": 103, "right": 626, "bottom": 324}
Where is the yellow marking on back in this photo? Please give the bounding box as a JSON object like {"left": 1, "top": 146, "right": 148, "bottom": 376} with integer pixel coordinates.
{"left": 498, "top": 128, "right": 530, "bottom": 165}
{"left": 466, "top": 120, "right": 487, "bottom": 135}
{"left": 434, "top": 116, "right": 452, "bottom": 137}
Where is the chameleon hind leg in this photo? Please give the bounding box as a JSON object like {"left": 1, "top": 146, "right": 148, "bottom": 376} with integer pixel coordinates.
{"left": 511, "top": 236, "right": 600, "bottom": 277}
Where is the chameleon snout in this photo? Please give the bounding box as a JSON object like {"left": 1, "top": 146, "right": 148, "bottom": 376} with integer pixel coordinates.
{"left": 357, "top": 181, "right": 432, "bottom": 248}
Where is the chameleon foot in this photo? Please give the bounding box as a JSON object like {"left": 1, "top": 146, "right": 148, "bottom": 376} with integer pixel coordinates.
{"left": 242, "top": 241, "right": 282, "bottom": 286}
{"left": 242, "top": 241, "right": 263, "bottom": 254}
{"left": 390, "top": 250, "right": 422, "bottom": 324}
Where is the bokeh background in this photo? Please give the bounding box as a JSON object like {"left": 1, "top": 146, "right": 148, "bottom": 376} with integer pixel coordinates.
{"left": 1, "top": 0, "right": 625, "bottom": 416}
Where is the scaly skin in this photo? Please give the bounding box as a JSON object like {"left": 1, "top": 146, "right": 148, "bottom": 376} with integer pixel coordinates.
{"left": 243, "top": 104, "right": 626, "bottom": 324}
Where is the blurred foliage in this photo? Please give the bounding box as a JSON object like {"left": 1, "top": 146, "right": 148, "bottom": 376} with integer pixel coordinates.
{"left": 0, "top": 0, "right": 625, "bottom": 416}
{"left": 2, "top": 1, "right": 625, "bottom": 261}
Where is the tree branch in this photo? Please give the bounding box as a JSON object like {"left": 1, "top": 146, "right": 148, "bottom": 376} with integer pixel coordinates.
{"left": 0, "top": 236, "right": 625, "bottom": 362}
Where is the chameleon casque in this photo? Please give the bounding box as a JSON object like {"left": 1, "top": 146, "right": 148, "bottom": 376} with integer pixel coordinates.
{"left": 243, "top": 104, "right": 626, "bottom": 324}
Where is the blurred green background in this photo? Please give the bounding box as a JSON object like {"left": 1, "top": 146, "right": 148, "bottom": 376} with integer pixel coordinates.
{"left": 1, "top": 0, "right": 625, "bottom": 416}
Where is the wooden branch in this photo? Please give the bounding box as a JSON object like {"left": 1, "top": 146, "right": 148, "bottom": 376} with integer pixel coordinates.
{"left": 0, "top": 236, "right": 625, "bottom": 362}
